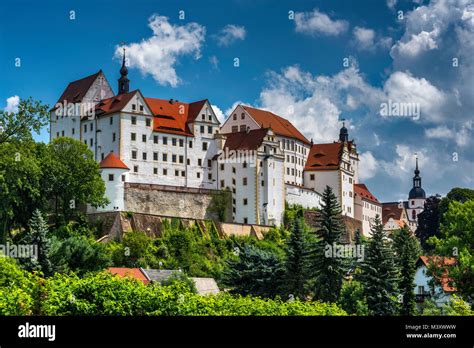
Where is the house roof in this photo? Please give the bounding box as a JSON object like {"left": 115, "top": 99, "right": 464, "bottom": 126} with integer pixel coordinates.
{"left": 95, "top": 90, "right": 137, "bottom": 116}
{"left": 145, "top": 98, "right": 209, "bottom": 136}
{"left": 304, "top": 142, "right": 343, "bottom": 171}
{"left": 241, "top": 105, "right": 310, "bottom": 145}
{"left": 417, "top": 256, "right": 457, "bottom": 293}
{"left": 354, "top": 183, "right": 380, "bottom": 204}
{"left": 107, "top": 267, "right": 149, "bottom": 284}
{"left": 142, "top": 269, "right": 181, "bottom": 283}
{"left": 382, "top": 202, "right": 405, "bottom": 225}
{"left": 56, "top": 70, "right": 102, "bottom": 105}
{"left": 191, "top": 277, "right": 220, "bottom": 295}
{"left": 223, "top": 128, "right": 269, "bottom": 151}
{"left": 99, "top": 153, "right": 129, "bottom": 170}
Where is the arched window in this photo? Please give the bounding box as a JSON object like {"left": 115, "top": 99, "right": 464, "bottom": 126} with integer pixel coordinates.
{"left": 412, "top": 210, "right": 416, "bottom": 219}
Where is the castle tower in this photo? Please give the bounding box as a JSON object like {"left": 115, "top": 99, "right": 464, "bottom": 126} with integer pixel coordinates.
{"left": 98, "top": 152, "right": 129, "bottom": 211}
{"left": 118, "top": 47, "right": 130, "bottom": 95}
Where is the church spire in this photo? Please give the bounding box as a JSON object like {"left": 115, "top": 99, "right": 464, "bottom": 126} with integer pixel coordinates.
{"left": 118, "top": 46, "right": 130, "bottom": 95}
{"left": 339, "top": 119, "right": 348, "bottom": 142}
{"left": 408, "top": 154, "right": 426, "bottom": 199}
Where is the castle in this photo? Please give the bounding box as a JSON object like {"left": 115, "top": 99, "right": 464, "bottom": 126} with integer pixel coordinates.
{"left": 50, "top": 56, "right": 425, "bottom": 237}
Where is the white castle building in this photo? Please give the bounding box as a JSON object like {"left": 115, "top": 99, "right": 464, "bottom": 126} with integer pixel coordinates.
{"left": 50, "top": 56, "right": 387, "bottom": 233}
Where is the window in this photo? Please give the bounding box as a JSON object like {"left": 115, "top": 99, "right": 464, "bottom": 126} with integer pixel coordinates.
{"left": 231, "top": 126, "right": 238, "bottom": 133}
{"left": 243, "top": 177, "right": 247, "bottom": 185}
{"left": 349, "top": 191, "right": 352, "bottom": 197}
{"left": 110, "top": 117, "right": 113, "bottom": 125}
{"left": 162, "top": 153, "right": 168, "bottom": 162}
{"left": 202, "top": 114, "right": 205, "bottom": 120}
{"left": 189, "top": 140, "right": 193, "bottom": 148}
{"left": 208, "top": 115, "right": 212, "bottom": 121}
{"left": 142, "top": 152, "right": 147, "bottom": 160}
{"left": 220, "top": 163, "right": 224, "bottom": 170}
{"left": 90, "top": 123, "right": 93, "bottom": 131}
{"left": 417, "top": 286, "right": 425, "bottom": 295}
{"left": 84, "top": 139, "right": 87, "bottom": 144}
{"left": 207, "top": 159, "right": 212, "bottom": 168}
{"left": 72, "top": 128, "right": 75, "bottom": 135}
{"left": 153, "top": 152, "right": 158, "bottom": 161}
{"left": 187, "top": 159, "right": 190, "bottom": 165}
{"left": 241, "top": 113, "right": 245, "bottom": 119}
{"left": 140, "top": 105, "right": 144, "bottom": 112}
{"left": 233, "top": 114, "right": 237, "bottom": 120}
{"left": 131, "top": 150, "right": 137, "bottom": 160}
{"left": 122, "top": 175, "right": 126, "bottom": 182}
{"left": 131, "top": 133, "right": 136, "bottom": 141}
{"left": 202, "top": 142, "right": 208, "bottom": 151}
{"left": 89, "top": 138, "right": 93, "bottom": 146}
{"left": 142, "top": 134, "right": 146, "bottom": 143}
{"left": 243, "top": 218, "right": 248, "bottom": 224}
{"left": 208, "top": 126, "right": 212, "bottom": 134}
{"left": 84, "top": 124, "right": 87, "bottom": 133}
{"left": 310, "top": 174, "right": 315, "bottom": 181}
{"left": 198, "top": 159, "right": 202, "bottom": 166}
{"left": 108, "top": 174, "right": 114, "bottom": 181}
{"left": 232, "top": 178, "right": 236, "bottom": 185}
{"left": 153, "top": 167, "right": 158, "bottom": 175}
{"left": 243, "top": 162, "right": 247, "bottom": 168}
{"left": 133, "top": 165, "right": 138, "bottom": 173}
{"left": 175, "top": 170, "right": 179, "bottom": 176}
{"left": 220, "top": 180, "right": 225, "bottom": 188}
{"left": 172, "top": 138, "right": 177, "bottom": 146}
{"left": 154, "top": 135, "right": 158, "bottom": 144}
{"left": 163, "top": 168, "right": 168, "bottom": 175}
{"left": 146, "top": 118, "right": 151, "bottom": 127}
{"left": 200, "top": 125, "right": 205, "bottom": 133}
{"left": 233, "top": 207, "right": 236, "bottom": 213}
{"left": 197, "top": 172, "right": 201, "bottom": 179}
{"left": 181, "top": 171, "right": 185, "bottom": 177}
{"left": 240, "top": 125, "right": 246, "bottom": 132}
{"left": 261, "top": 180, "right": 265, "bottom": 186}
{"left": 112, "top": 133, "right": 116, "bottom": 142}
{"left": 179, "top": 139, "right": 184, "bottom": 147}
{"left": 131, "top": 116, "right": 136, "bottom": 125}
{"left": 179, "top": 155, "right": 184, "bottom": 164}
{"left": 163, "top": 137, "right": 168, "bottom": 145}
{"left": 172, "top": 154, "right": 177, "bottom": 163}
{"left": 101, "top": 153, "right": 104, "bottom": 160}
{"left": 243, "top": 198, "right": 248, "bottom": 205}
{"left": 132, "top": 104, "right": 136, "bottom": 111}
{"left": 412, "top": 210, "right": 416, "bottom": 219}
{"left": 61, "top": 130, "right": 65, "bottom": 136}
{"left": 349, "top": 177, "right": 353, "bottom": 184}
{"left": 208, "top": 173, "right": 212, "bottom": 180}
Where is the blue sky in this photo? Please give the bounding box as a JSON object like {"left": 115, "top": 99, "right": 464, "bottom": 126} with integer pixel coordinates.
{"left": 1, "top": 0, "right": 473, "bottom": 202}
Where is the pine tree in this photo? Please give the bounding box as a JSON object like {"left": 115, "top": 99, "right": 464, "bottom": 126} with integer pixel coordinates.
{"left": 393, "top": 226, "right": 420, "bottom": 315}
{"left": 359, "top": 215, "right": 399, "bottom": 315}
{"left": 311, "top": 185, "right": 345, "bottom": 303}
{"left": 22, "top": 209, "right": 53, "bottom": 276}
{"left": 283, "top": 218, "right": 310, "bottom": 300}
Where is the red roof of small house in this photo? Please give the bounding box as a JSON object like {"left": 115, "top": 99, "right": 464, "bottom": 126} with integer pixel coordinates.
{"left": 241, "top": 105, "right": 310, "bottom": 145}
{"left": 382, "top": 202, "right": 405, "bottom": 225}
{"left": 304, "top": 142, "right": 343, "bottom": 171}
{"left": 354, "top": 183, "right": 380, "bottom": 204}
{"left": 107, "top": 267, "right": 150, "bottom": 284}
{"left": 94, "top": 90, "right": 137, "bottom": 116}
{"left": 223, "top": 128, "right": 269, "bottom": 151}
{"left": 145, "top": 98, "right": 208, "bottom": 137}
{"left": 56, "top": 70, "right": 102, "bottom": 105}
{"left": 418, "top": 256, "right": 457, "bottom": 293}
{"left": 99, "top": 153, "right": 129, "bottom": 170}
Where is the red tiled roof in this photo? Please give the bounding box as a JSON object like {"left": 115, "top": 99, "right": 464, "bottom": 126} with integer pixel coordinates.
{"left": 56, "top": 70, "right": 102, "bottom": 105}
{"left": 354, "top": 183, "right": 380, "bottom": 204}
{"left": 418, "top": 256, "right": 457, "bottom": 293}
{"left": 94, "top": 90, "right": 137, "bottom": 117}
{"left": 382, "top": 202, "right": 405, "bottom": 225}
{"left": 241, "top": 106, "right": 310, "bottom": 145}
{"left": 223, "top": 128, "right": 269, "bottom": 151}
{"left": 107, "top": 267, "right": 150, "bottom": 284}
{"left": 304, "top": 142, "right": 343, "bottom": 171}
{"left": 99, "top": 153, "right": 129, "bottom": 170}
{"left": 145, "top": 98, "right": 209, "bottom": 137}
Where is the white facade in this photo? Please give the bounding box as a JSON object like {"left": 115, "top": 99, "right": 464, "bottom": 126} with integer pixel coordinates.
{"left": 354, "top": 196, "right": 382, "bottom": 237}
{"left": 285, "top": 184, "right": 322, "bottom": 209}
{"left": 414, "top": 264, "right": 452, "bottom": 306}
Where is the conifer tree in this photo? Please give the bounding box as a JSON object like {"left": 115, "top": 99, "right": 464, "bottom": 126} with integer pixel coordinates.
{"left": 22, "top": 209, "right": 53, "bottom": 276}
{"left": 311, "top": 185, "right": 345, "bottom": 303}
{"left": 393, "top": 226, "right": 420, "bottom": 315}
{"left": 359, "top": 215, "right": 399, "bottom": 315}
{"left": 283, "top": 218, "right": 310, "bottom": 300}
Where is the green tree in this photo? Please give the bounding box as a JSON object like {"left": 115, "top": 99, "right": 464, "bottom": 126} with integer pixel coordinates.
{"left": 393, "top": 226, "right": 421, "bottom": 315}
{"left": 21, "top": 209, "right": 53, "bottom": 276}
{"left": 283, "top": 218, "right": 310, "bottom": 300}
{"left": 428, "top": 200, "right": 474, "bottom": 301}
{"left": 223, "top": 243, "right": 284, "bottom": 298}
{"left": 415, "top": 195, "right": 441, "bottom": 251}
{"left": 338, "top": 280, "right": 369, "bottom": 316}
{"left": 41, "top": 137, "right": 107, "bottom": 225}
{"left": 209, "top": 189, "right": 230, "bottom": 222}
{"left": 359, "top": 215, "right": 399, "bottom": 315}
{"left": 439, "top": 187, "right": 474, "bottom": 218}
{"left": 311, "top": 186, "right": 345, "bottom": 303}
{"left": 0, "top": 97, "right": 49, "bottom": 145}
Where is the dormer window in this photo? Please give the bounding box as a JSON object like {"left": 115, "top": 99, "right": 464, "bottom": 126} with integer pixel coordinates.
{"left": 241, "top": 113, "right": 245, "bottom": 119}
{"left": 140, "top": 105, "right": 144, "bottom": 112}
{"left": 132, "top": 104, "right": 136, "bottom": 111}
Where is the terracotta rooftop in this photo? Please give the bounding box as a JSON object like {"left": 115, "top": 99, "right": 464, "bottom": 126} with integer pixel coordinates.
{"left": 304, "top": 142, "right": 343, "bottom": 171}
{"left": 382, "top": 202, "right": 405, "bottom": 225}
{"left": 95, "top": 90, "right": 137, "bottom": 117}
{"left": 418, "top": 256, "right": 457, "bottom": 293}
{"left": 354, "top": 183, "right": 380, "bottom": 204}
{"left": 241, "top": 105, "right": 310, "bottom": 145}
{"left": 223, "top": 128, "right": 269, "bottom": 151}
{"left": 107, "top": 267, "right": 149, "bottom": 284}
{"left": 56, "top": 70, "right": 102, "bottom": 105}
{"left": 99, "top": 153, "right": 129, "bottom": 170}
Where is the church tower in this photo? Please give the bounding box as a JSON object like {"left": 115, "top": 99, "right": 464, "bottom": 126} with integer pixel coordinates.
{"left": 118, "top": 47, "right": 130, "bottom": 95}
{"left": 339, "top": 121, "right": 349, "bottom": 142}
{"left": 407, "top": 156, "right": 426, "bottom": 223}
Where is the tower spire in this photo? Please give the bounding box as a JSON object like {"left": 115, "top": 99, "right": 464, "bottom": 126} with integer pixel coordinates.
{"left": 118, "top": 45, "right": 130, "bottom": 94}
{"left": 339, "top": 118, "right": 348, "bottom": 142}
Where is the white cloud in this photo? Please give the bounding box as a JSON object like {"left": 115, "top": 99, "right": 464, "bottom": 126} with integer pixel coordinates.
{"left": 359, "top": 151, "right": 379, "bottom": 180}
{"left": 294, "top": 9, "right": 349, "bottom": 36}
{"left": 4, "top": 95, "right": 19, "bottom": 113}
{"left": 209, "top": 55, "right": 219, "bottom": 70}
{"left": 387, "top": 0, "right": 397, "bottom": 10}
{"left": 425, "top": 123, "right": 472, "bottom": 147}
{"left": 115, "top": 14, "right": 205, "bottom": 87}
{"left": 353, "top": 26, "right": 393, "bottom": 51}
{"left": 214, "top": 25, "right": 246, "bottom": 46}
{"left": 211, "top": 104, "right": 225, "bottom": 123}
